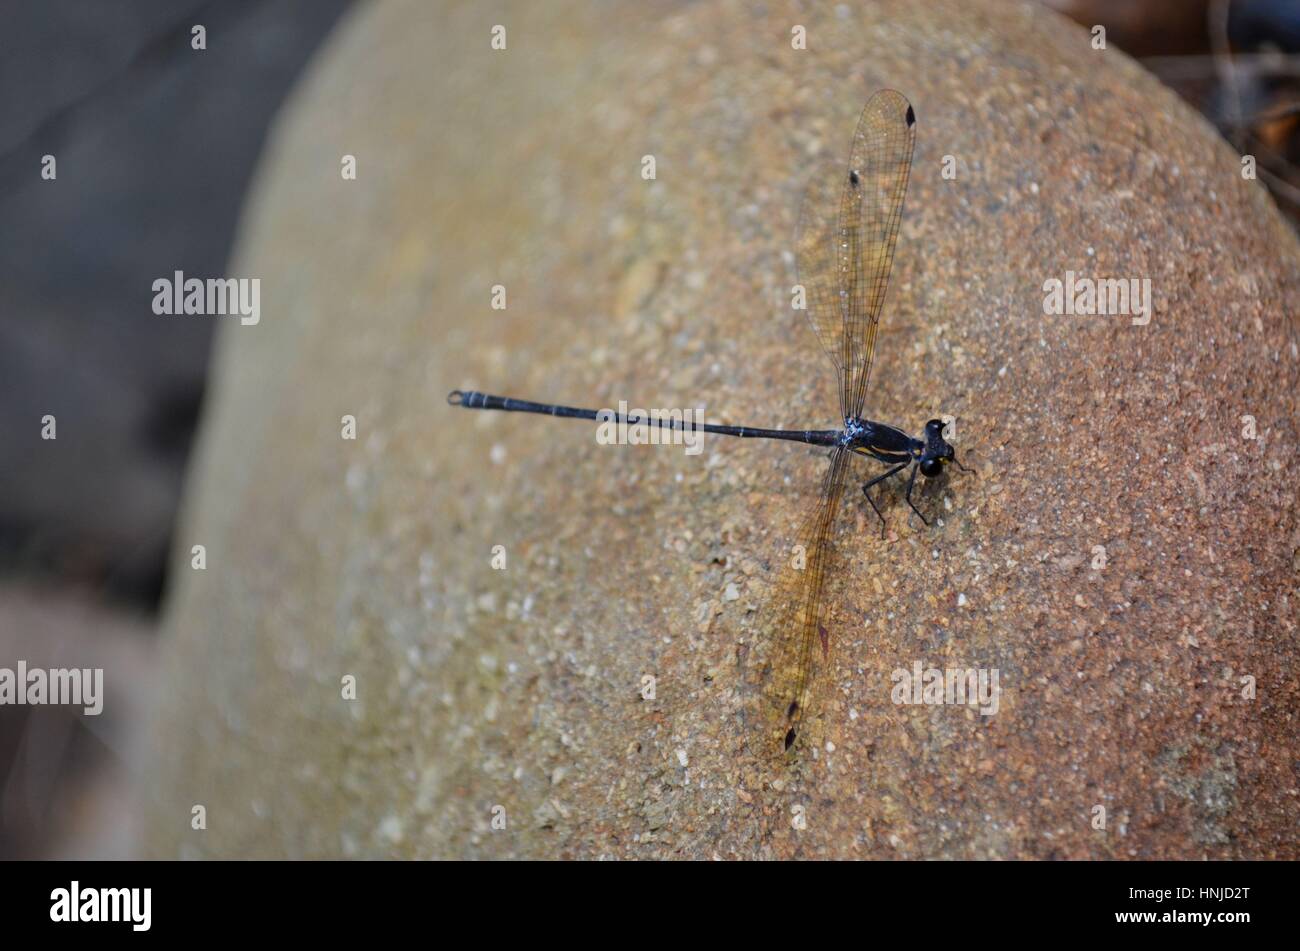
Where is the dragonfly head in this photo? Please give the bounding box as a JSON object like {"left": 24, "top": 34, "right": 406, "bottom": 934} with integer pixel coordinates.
{"left": 918, "top": 419, "right": 955, "bottom": 478}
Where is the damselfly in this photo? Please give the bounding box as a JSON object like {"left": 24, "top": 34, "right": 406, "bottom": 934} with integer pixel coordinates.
{"left": 448, "top": 90, "right": 969, "bottom": 753}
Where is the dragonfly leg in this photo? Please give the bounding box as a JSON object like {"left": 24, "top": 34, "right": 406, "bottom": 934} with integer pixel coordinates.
{"left": 861, "top": 462, "right": 908, "bottom": 538}
{"left": 904, "top": 461, "right": 931, "bottom": 526}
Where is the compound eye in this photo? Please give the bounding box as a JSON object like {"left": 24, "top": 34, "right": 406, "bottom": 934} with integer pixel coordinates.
{"left": 920, "top": 459, "right": 943, "bottom": 478}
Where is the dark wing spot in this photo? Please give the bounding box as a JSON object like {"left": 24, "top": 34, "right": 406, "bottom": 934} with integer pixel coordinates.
{"left": 849, "top": 169, "right": 860, "bottom": 187}
{"left": 905, "top": 104, "right": 916, "bottom": 127}
{"left": 784, "top": 727, "right": 797, "bottom": 750}
{"left": 786, "top": 699, "right": 799, "bottom": 718}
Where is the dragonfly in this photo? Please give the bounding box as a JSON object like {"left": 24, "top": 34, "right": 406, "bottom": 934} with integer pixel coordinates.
{"left": 447, "top": 90, "right": 969, "bottom": 754}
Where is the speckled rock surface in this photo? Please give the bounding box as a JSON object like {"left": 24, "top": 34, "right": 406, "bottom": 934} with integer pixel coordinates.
{"left": 142, "top": 0, "right": 1300, "bottom": 858}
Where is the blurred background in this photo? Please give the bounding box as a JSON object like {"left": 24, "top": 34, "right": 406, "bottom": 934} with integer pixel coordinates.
{"left": 0, "top": 0, "right": 354, "bottom": 858}
{"left": 0, "top": 0, "right": 1296, "bottom": 858}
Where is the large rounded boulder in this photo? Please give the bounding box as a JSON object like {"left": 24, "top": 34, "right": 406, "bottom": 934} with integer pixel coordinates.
{"left": 142, "top": 0, "right": 1300, "bottom": 858}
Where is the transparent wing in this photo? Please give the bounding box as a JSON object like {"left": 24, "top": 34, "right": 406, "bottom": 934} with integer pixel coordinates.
{"left": 795, "top": 90, "right": 916, "bottom": 421}
{"left": 751, "top": 447, "right": 852, "bottom": 754}
{"left": 795, "top": 139, "right": 853, "bottom": 416}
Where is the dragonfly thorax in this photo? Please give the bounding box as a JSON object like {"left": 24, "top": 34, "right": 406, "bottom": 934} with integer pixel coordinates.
{"left": 840, "top": 416, "right": 869, "bottom": 445}
{"left": 840, "top": 416, "right": 922, "bottom": 457}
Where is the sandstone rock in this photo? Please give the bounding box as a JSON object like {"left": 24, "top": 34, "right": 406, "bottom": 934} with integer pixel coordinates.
{"left": 142, "top": 0, "right": 1300, "bottom": 858}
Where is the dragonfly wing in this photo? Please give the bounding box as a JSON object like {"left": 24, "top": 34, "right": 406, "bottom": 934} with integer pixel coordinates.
{"left": 752, "top": 446, "right": 853, "bottom": 753}
{"left": 839, "top": 90, "right": 917, "bottom": 419}
{"left": 755, "top": 92, "right": 915, "bottom": 755}
{"left": 795, "top": 138, "right": 853, "bottom": 418}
